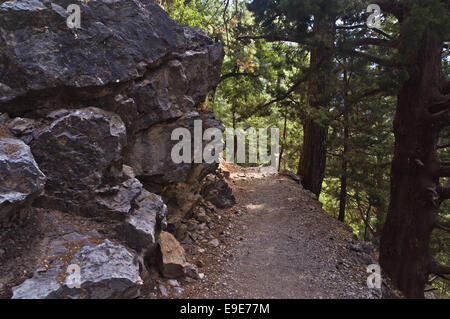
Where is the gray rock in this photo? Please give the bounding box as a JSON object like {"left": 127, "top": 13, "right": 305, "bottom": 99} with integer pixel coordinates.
{"left": 32, "top": 107, "right": 126, "bottom": 186}
{"left": 69, "top": 240, "right": 142, "bottom": 299}
{"left": 208, "top": 238, "right": 220, "bottom": 248}
{"left": 279, "top": 170, "right": 301, "bottom": 183}
{"left": 12, "top": 240, "right": 142, "bottom": 299}
{"left": 95, "top": 165, "right": 143, "bottom": 218}
{"left": 31, "top": 108, "right": 129, "bottom": 217}
{"left": 0, "top": 1, "right": 224, "bottom": 122}
{"left": 167, "top": 279, "right": 180, "bottom": 287}
{"left": 120, "top": 189, "right": 168, "bottom": 253}
{"left": 11, "top": 265, "right": 64, "bottom": 299}
{"left": 349, "top": 242, "right": 374, "bottom": 255}
{"left": 0, "top": 113, "right": 9, "bottom": 125}
{"left": 127, "top": 111, "right": 222, "bottom": 188}
{"left": 196, "top": 212, "right": 209, "bottom": 224}
{"left": 0, "top": 138, "right": 46, "bottom": 226}
{"left": 185, "top": 264, "right": 200, "bottom": 280}
{"left": 173, "top": 287, "right": 184, "bottom": 298}
{"left": 187, "top": 219, "right": 199, "bottom": 232}
{"left": 158, "top": 284, "right": 168, "bottom": 298}
{"left": 174, "top": 223, "right": 189, "bottom": 242}
{"left": 8, "top": 117, "right": 35, "bottom": 137}
{"left": 201, "top": 175, "right": 236, "bottom": 209}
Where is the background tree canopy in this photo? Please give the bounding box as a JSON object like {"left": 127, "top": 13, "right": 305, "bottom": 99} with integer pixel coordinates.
{"left": 160, "top": 0, "right": 450, "bottom": 298}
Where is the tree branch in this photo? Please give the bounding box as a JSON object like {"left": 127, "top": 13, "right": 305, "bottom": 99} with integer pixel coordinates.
{"left": 257, "top": 72, "right": 310, "bottom": 109}
{"left": 345, "top": 38, "right": 396, "bottom": 47}
{"left": 338, "top": 48, "right": 405, "bottom": 68}
{"left": 436, "top": 274, "right": 450, "bottom": 282}
{"left": 430, "top": 261, "right": 450, "bottom": 275}
{"left": 442, "top": 78, "right": 450, "bottom": 95}
{"left": 337, "top": 24, "right": 392, "bottom": 39}
{"left": 424, "top": 288, "right": 439, "bottom": 293}
{"left": 437, "top": 143, "right": 450, "bottom": 149}
{"left": 218, "top": 72, "right": 257, "bottom": 84}
{"left": 237, "top": 34, "right": 301, "bottom": 43}
{"left": 336, "top": 24, "right": 367, "bottom": 30}
{"left": 436, "top": 164, "right": 450, "bottom": 177}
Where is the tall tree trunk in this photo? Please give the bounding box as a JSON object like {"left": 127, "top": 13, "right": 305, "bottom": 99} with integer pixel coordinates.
{"left": 297, "top": 12, "right": 335, "bottom": 197}
{"left": 339, "top": 69, "right": 350, "bottom": 222}
{"left": 276, "top": 74, "right": 287, "bottom": 172}
{"left": 279, "top": 110, "right": 288, "bottom": 171}
{"left": 232, "top": 106, "right": 237, "bottom": 163}
{"left": 364, "top": 204, "right": 371, "bottom": 242}
{"left": 380, "top": 30, "right": 446, "bottom": 299}
{"left": 338, "top": 165, "right": 348, "bottom": 222}
{"left": 299, "top": 118, "right": 328, "bottom": 196}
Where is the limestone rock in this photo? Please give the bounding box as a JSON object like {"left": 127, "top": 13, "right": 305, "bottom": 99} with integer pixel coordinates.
{"left": 8, "top": 117, "right": 36, "bottom": 144}
{"left": 158, "top": 284, "right": 168, "bottom": 298}
{"left": 128, "top": 111, "right": 222, "bottom": 189}
{"left": 68, "top": 240, "right": 142, "bottom": 299}
{"left": 0, "top": 113, "right": 8, "bottom": 125}
{"left": 12, "top": 240, "right": 142, "bottom": 299}
{"left": 158, "top": 231, "right": 188, "bottom": 279}
{"left": 0, "top": 0, "right": 223, "bottom": 119}
{"left": 94, "top": 166, "right": 143, "bottom": 218}
{"left": 0, "top": 138, "right": 46, "bottom": 226}
{"left": 31, "top": 107, "right": 128, "bottom": 217}
{"left": 120, "top": 189, "right": 168, "bottom": 253}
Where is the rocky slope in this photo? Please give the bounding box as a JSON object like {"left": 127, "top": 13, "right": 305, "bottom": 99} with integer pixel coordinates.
{"left": 0, "top": 0, "right": 225, "bottom": 298}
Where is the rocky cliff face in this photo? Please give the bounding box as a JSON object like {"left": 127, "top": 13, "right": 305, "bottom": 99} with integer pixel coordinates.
{"left": 0, "top": 0, "right": 225, "bottom": 298}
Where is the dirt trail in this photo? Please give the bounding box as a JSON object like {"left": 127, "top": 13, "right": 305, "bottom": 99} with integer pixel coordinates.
{"left": 184, "top": 164, "right": 380, "bottom": 299}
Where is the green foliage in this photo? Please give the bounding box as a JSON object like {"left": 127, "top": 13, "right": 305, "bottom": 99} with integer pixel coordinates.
{"left": 399, "top": 0, "right": 450, "bottom": 57}
{"left": 163, "top": 0, "right": 450, "bottom": 297}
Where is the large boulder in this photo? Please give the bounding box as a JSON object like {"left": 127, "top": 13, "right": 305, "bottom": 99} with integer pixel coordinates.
{"left": 31, "top": 108, "right": 134, "bottom": 217}
{"left": 0, "top": 138, "right": 46, "bottom": 227}
{"left": 0, "top": 0, "right": 224, "bottom": 218}
{"left": 0, "top": 0, "right": 223, "bottom": 127}
{"left": 0, "top": 0, "right": 225, "bottom": 299}
{"left": 128, "top": 110, "right": 224, "bottom": 224}
{"left": 32, "top": 107, "right": 126, "bottom": 188}
{"left": 128, "top": 111, "right": 222, "bottom": 188}
{"left": 12, "top": 239, "right": 142, "bottom": 299}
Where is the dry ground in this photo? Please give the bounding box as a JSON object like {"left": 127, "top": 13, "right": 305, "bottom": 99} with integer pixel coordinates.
{"left": 180, "top": 164, "right": 380, "bottom": 299}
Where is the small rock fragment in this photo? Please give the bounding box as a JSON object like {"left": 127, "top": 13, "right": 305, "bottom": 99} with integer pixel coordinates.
{"left": 159, "top": 284, "right": 169, "bottom": 297}
{"left": 208, "top": 238, "right": 220, "bottom": 247}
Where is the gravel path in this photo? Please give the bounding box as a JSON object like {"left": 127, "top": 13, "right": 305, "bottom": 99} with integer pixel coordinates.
{"left": 184, "top": 165, "right": 380, "bottom": 299}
